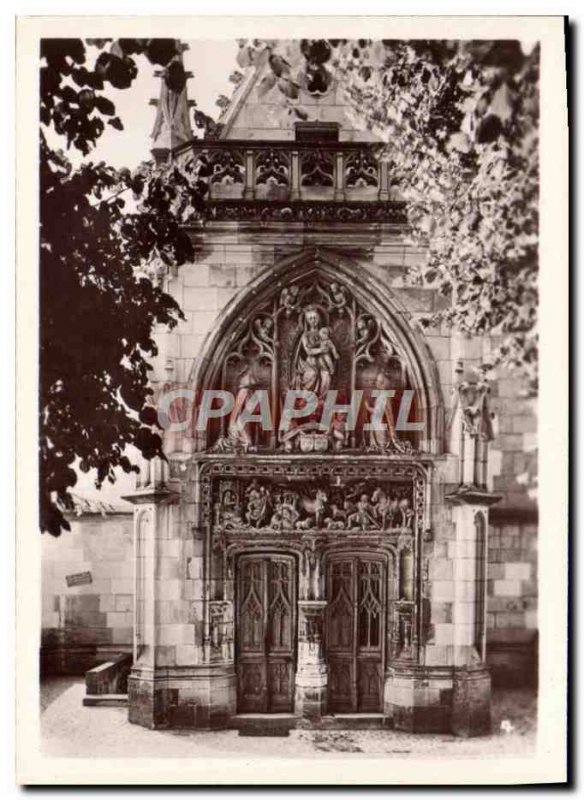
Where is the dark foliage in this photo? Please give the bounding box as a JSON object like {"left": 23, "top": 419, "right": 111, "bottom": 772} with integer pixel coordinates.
{"left": 40, "top": 38, "right": 205, "bottom": 534}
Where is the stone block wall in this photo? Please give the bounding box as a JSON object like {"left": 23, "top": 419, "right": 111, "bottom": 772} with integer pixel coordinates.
{"left": 41, "top": 513, "right": 134, "bottom": 674}
{"left": 486, "top": 517, "right": 538, "bottom": 686}
{"left": 487, "top": 367, "right": 538, "bottom": 685}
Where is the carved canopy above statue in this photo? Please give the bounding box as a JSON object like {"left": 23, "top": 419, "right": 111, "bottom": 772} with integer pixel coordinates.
{"left": 190, "top": 248, "right": 442, "bottom": 455}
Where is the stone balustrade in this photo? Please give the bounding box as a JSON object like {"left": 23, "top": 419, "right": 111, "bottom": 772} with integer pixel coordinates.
{"left": 186, "top": 141, "right": 404, "bottom": 215}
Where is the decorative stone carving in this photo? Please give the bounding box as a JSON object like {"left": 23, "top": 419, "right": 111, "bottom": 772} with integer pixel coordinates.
{"left": 209, "top": 474, "right": 418, "bottom": 536}
{"left": 255, "top": 148, "right": 290, "bottom": 187}
{"left": 141, "top": 253, "right": 169, "bottom": 288}
{"left": 454, "top": 361, "right": 494, "bottom": 437}
{"left": 209, "top": 600, "right": 233, "bottom": 652}
{"left": 204, "top": 200, "right": 407, "bottom": 223}
{"left": 298, "top": 600, "right": 326, "bottom": 645}
{"left": 392, "top": 602, "right": 416, "bottom": 660}
{"left": 150, "top": 50, "right": 193, "bottom": 157}
{"left": 449, "top": 361, "right": 496, "bottom": 487}
{"left": 207, "top": 149, "right": 245, "bottom": 185}
{"left": 345, "top": 149, "right": 379, "bottom": 188}
{"left": 300, "top": 149, "right": 334, "bottom": 187}
{"left": 292, "top": 304, "right": 339, "bottom": 398}
{"left": 200, "top": 271, "right": 419, "bottom": 454}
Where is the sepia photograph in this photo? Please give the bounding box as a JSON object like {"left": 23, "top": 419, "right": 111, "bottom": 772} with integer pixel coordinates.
{"left": 15, "top": 14, "right": 568, "bottom": 785}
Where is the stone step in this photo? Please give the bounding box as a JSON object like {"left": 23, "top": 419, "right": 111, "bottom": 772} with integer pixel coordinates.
{"left": 234, "top": 713, "right": 296, "bottom": 737}
{"left": 234, "top": 712, "right": 392, "bottom": 734}
{"left": 316, "top": 714, "right": 392, "bottom": 730}
{"left": 83, "top": 694, "right": 129, "bottom": 708}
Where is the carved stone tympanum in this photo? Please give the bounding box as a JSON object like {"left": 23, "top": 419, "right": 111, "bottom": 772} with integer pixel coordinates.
{"left": 200, "top": 269, "right": 422, "bottom": 455}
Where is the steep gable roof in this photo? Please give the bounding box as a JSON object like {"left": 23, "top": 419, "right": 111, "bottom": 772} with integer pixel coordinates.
{"left": 216, "top": 45, "right": 379, "bottom": 143}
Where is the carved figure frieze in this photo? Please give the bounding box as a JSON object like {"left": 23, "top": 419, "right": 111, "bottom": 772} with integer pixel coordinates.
{"left": 210, "top": 476, "right": 417, "bottom": 536}
{"left": 204, "top": 200, "right": 407, "bottom": 223}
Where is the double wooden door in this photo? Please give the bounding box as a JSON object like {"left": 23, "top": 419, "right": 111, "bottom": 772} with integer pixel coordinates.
{"left": 236, "top": 554, "right": 296, "bottom": 713}
{"left": 326, "top": 555, "right": 386, "bottom": 713}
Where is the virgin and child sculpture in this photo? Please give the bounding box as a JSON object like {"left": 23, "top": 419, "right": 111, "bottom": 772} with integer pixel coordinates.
{"left": 292, "top": 305, "right": 339, "bottom": 399}
{"left": 209, "top": 292, "right": 414, "bottom": 454}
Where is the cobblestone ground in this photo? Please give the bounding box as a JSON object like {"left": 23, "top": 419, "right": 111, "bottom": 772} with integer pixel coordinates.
{"left": 40, "top": 678, "right": 536, "bottom": 759}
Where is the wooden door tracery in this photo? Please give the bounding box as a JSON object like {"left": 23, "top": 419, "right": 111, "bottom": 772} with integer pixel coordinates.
{"left": 326, "top": 553, "right": 387, "bottom": 713}
{"left": 236, "top": 553, "right": 297, "bottom": 713}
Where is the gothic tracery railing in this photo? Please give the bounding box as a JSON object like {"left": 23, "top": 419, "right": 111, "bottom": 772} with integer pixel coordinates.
{"left": 186, "top": 140, "right": 399, "bottom": 208}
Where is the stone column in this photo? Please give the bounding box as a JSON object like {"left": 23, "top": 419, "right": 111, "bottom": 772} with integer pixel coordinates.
{"left": 290, "top": 151, "right": 300, "bottom": 201}
{"left": 445, "top": 489, "right": 498, "bottom": 736}
{"left": 295, "top": 600, "right": 328, "bottom": 720}
{"left": 123, "top": 458, "right": 237, "bottom": 729}
{"left": 334, "top": 151, "right": 345, "bottom": 201}
{"left": 123, "top": 460, "right": 184, "bottom": 729}
{"left": 243, "top": 150, "right": 255, "bottom": 199}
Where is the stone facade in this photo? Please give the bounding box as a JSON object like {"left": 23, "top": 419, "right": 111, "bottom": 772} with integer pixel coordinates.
{"left": 40, "top": 43, "right": 538, "bottom": 734}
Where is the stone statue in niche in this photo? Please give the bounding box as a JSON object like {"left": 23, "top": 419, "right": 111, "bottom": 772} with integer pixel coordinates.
{"left": 213, "top": 363, "right": 265, "bottom": 454}
{"left": 356, "top": 314, "right": 376, "bottom": 349}
{"left": 280, "top": 302, "right": 344, "bottom": 453}
{"left": 209, "top": 601, "right": 232, "bottom": 652}
{"left": 363, "top": 356, "right": 415, "bottom": 455}
{"left": 316, "top": 326, "right": 339, "bottom": 374}
{"left": 454, "top": 363, "right": 494, "bottom": 438}
{"left": 364, "top": 369, "right": 395, "bottom": 451}
{"left": 400, "top": 613, "right": 413, "bottom": 652}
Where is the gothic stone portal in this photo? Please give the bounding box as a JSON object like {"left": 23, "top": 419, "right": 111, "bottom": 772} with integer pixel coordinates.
{"left": 194, "top": 264, "right": 434, "bottom": 720}
{"left": 205, "top": 460, "right": 425, "bottom": 717}
{"left": 125, "top": 259, "right": 494, "bottom": 734}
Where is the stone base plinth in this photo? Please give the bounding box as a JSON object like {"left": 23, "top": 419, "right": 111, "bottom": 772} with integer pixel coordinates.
{"left": 386, "top": 666, "right": 453, "bottom": 733}
{"left": 128, "top": 663, "right": 236, "bottom": 730}
{"left": 451, "top": 665, "right": 492, "bottom": 737}
{"left": 295, "top": 600, "right": 328, "bottom": 720}
{"left": 295, "top": 661, "right": 328, "bottom": 720}
{"left": 386, "top": 664, "right": 491, "bottom": 736}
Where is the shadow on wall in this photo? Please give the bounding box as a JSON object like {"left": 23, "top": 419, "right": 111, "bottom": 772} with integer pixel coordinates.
{"left": 41, "top": 514, "right": 134, "bottom": 676}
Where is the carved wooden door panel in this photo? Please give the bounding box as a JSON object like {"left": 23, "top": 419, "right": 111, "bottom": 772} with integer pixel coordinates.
{"left": 236, "top": 554, "right": 296, "bottom": 713}
{"left": 326, "top": 555, "right": 385, "bottom": 713}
